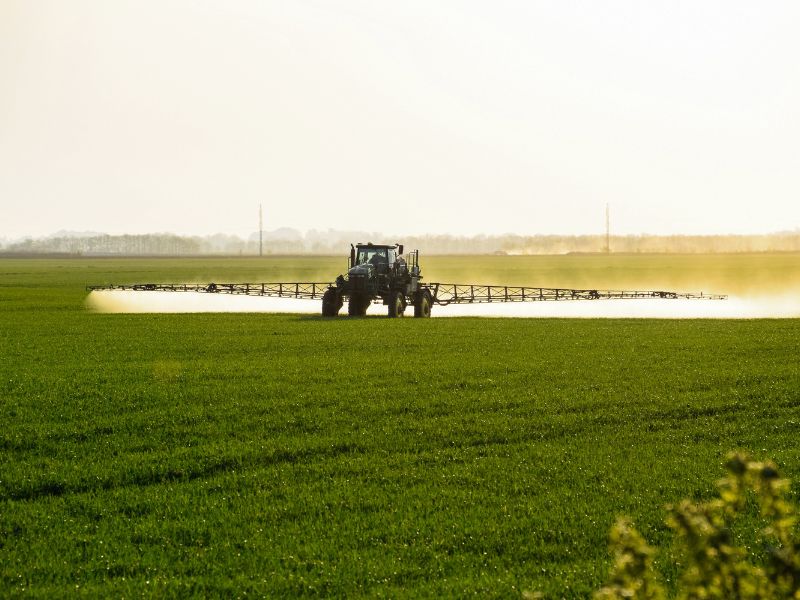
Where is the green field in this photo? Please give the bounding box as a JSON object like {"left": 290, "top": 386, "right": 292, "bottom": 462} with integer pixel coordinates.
{"left": 2, "top": 255, "right": 800, "bottom": 597}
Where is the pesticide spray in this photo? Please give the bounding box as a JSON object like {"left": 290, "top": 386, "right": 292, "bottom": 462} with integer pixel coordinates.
{"left": 85, "top": 289, "right": 800, "bottom": 318}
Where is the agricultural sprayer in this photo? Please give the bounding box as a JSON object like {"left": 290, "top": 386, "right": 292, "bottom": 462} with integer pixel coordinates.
{"left": 86, "top": 242, "right": 727, "bottom": 317}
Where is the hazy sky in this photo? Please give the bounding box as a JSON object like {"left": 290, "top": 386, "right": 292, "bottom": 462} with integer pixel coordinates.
{"left": 2, "top": 1, "right": 799, "bottom": 239}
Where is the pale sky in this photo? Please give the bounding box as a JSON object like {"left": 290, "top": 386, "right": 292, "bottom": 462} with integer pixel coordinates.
{"left": 2, "top": 1, "right": 799, "bottom": 239}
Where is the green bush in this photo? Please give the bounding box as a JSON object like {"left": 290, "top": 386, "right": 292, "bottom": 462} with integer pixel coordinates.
{"left": 594, "top": 452, "right": 800, "bottom": 599}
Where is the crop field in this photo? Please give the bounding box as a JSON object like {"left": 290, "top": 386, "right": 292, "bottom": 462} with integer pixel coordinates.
{"left": 2, "top": 255, "right": 800, "bottom": 597}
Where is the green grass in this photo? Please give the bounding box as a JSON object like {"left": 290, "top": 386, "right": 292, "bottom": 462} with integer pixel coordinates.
{"left": 1, "top": 256, "right": 799, "bottom": 597}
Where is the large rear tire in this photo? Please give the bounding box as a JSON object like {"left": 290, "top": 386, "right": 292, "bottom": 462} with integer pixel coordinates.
{"left": 414, "top": 290, "right": 432, "bottom": 318}
{"left": 348, "top": 295, "right": 369, "bottom": 317}
{"left": 387, "top": 291, "right": 406, "bottom": 318}
{"left": 322, "top": 288, "right": 342, "bottom": 317}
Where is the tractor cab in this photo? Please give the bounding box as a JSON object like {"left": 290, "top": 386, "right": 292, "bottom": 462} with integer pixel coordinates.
{"left": 354, "top": 244, "right": 400, "bottom": 265}
{"left": 355, "top": 246, "right": 389, "bottom": 268}
{"left": 349, "top": 243, "right": 404, "bottom": 277}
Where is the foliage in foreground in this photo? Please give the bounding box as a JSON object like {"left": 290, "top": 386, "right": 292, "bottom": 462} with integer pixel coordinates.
{"left": 594, "top": 453, "right": 800, "bottom": 599}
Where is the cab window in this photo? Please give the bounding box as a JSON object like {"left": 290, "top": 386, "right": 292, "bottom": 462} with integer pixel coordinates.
{"left": 356, "top": 248, "right": 388, "bottom": 265}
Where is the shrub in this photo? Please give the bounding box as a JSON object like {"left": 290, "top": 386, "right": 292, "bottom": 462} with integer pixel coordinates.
{"left": 594, "top": 452, "right": 800, "bottom": 599}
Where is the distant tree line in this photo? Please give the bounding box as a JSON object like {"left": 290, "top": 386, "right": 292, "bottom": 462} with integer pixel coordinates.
{"left": 2, "top": 234, "right": 205, "bottom": 256}
{"left": 2, "top": 230, "right": 800, "bottom": 256}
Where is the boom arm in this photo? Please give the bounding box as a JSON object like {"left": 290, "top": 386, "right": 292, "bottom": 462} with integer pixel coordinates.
{"left": 427, "top": 283, "right": 725, "bottom": 304}
{"left": 86, "top": 282, "right": 726, "bottom": 303}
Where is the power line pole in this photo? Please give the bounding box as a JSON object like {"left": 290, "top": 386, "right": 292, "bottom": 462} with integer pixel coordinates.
{"left": 259, "top": 204, "right": 263, "bottom": 257}
{"left": 605, "top": 203, "right": 610, "bottom": 254}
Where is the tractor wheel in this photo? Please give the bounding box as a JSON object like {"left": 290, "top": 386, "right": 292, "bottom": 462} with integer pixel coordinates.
{"left": 388, "top": 291, "right": 406, "bottom": 318}
{"left": 348, "top": 295, "right": 369, "bottom": 317}
{"left": 321, "top": 288, "right": 341, "bottom": 317}
{"left": 414, "top": 290, "right": 432, "bottom": 318}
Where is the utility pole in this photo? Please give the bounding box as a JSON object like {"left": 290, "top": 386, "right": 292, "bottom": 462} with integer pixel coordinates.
{"left": 259, "top": 204, "right": 263, "bottom": 257}
{"left": 605, "top": 203, "right": 610, "bottom": 254}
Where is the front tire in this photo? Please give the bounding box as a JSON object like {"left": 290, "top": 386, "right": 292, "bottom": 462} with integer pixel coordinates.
{"left": 387, "top": 291, "right": 406, "bottom": 318}
{"left": 348, "top": 295, "right": 369, "bottom": 316}
{"left": 322, "top": 288, "right": 342, "bottom": 317}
